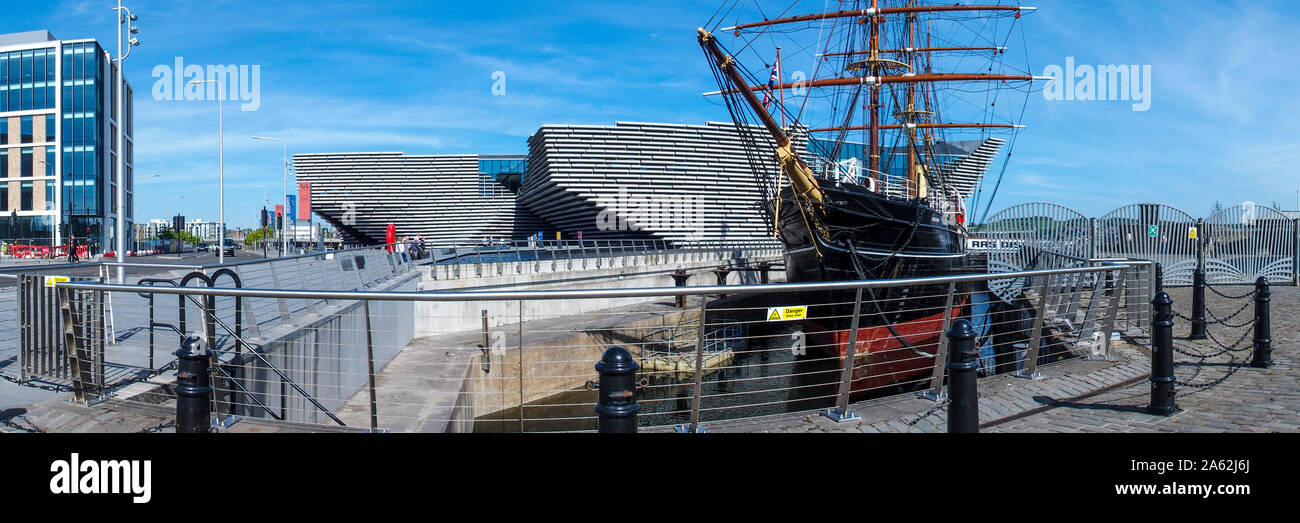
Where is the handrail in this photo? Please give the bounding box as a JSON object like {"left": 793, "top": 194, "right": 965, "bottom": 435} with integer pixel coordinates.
{"left": 55, "top": 260, "right": 1132, "bottom": 302}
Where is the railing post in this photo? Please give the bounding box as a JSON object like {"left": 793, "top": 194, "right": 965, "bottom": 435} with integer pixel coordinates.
{"left": 921, "top": 282, "right": 957, "bottom": 401}
{"left": 946, "top": 319, "right": 978, "bottom": 433}
{"left": 594, "top": 346, "right": 640, "bottom": 433}
{"left": 676, "top": 300, "right": 709, "bottom": 433}
{"left": 1013, "top": 275, "right": 1049, "bottom": 380}
{"left": 1146, "top": 291, "right": 1178, "bottom": 416}
{"left": 822, "top": 287, "right": 863, "bottom": 422}
{"left": 175, "top": 334, "right": 213, "bottom": 433}
{"left": 364, "top": 300, "right": 379, "bottom": 431}
{"left": 1251, "top": 277, "right": 1272, "bottom": 368}
{"left": 1189, "top": 267, "right": 1207, "bottom": 340}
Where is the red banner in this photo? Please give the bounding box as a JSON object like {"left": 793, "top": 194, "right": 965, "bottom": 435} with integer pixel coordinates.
{"left": 298, "top": 182, "right": 312, "bottom": 221}
{"left": 275, "top": 204, "right": 283, "bottom": 217}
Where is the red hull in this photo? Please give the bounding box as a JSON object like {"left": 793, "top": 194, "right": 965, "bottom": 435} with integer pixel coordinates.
{"left": 806, "top": 303, "right": 962, "bottom": 393}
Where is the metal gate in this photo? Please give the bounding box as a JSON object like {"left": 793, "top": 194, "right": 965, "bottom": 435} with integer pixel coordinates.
{"left": 1096, "top": 203, "right": 1198, "bottom": 285}
{"left": 979, "top": 202, "right": 1092, "bottom": 300}
{"left": 18, "top": 275, "right": 105, "bottom": 391}
{"left": 1204, "top": 203, "right": 1295, "bottom": 284}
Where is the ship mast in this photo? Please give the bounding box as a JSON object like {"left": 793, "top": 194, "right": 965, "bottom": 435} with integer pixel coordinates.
{"left": 698, "top": 28, "right": 824, "bottom": 204}
{"left": 868, "top": 0, "right": 880, "bottom": 180}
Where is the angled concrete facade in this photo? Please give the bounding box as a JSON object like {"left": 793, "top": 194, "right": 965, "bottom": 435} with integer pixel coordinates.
{"left": 293, "top": 152, "right": 553, "bottom": 244}
{"left": 518, "top": 121, "right": 799, "bottom": 243}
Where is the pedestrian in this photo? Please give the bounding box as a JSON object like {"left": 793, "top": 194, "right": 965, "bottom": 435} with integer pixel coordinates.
{"left": 67, "top": 234, "right": 79, "bottom": 264}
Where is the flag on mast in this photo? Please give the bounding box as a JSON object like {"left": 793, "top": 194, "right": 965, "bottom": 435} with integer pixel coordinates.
{"left": 761, "top": 60, "right": 779, "bottom": 111}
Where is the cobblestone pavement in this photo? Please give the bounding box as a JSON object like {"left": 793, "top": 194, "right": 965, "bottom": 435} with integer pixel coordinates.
{"left": 699, "top": 283, "right": 1295, "bottom": 433}
{"left": 0, "top": 397, "right": 367, "bottom": 433}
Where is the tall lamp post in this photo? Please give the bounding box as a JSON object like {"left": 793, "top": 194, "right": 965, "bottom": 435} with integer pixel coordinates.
{"left": 113, "top": 1, "right": 140, "bottom": 282}
{"left": 251, "top": 136, "right": 288, "bottom": 257}
{"left": 191, "top": 79, "right": 224, "bottom": 263}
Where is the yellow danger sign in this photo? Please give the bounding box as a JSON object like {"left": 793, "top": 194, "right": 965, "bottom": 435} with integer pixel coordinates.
{"left": 1187, "top": 227, "right": 1198, "bottom": 239}
{"left": 767, "top": 306, "right": 808, "bottom": 321}
{"left": 43, "top": 276, "right": 70, "bottom": 287}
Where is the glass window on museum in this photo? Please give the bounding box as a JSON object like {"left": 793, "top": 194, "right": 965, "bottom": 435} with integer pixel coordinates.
{"left": 0, "top": 149, "right": 6, "bottom": 177}
{"left": 44, "top": 180, "right": 53, "bottom": 211}
{"left": 20, "top": 115, "right": 32, "bottom": 143}
{"left": 0, "top": 53, "right": 7, "bottom": 111}
{"left": 0, "top": 116, "right": 6, "bottom": 144}
{"left": 0, "top": 182, "right": 7, "bottom": 211}
{"left": 20, "top": 148, "right": 33, "bottom": 177}
{"left": 20, "top": 181, "right": 32, "bottom": 211}
{"left": 45, "top": 114, "right": 54, "bottom": 142}
{"left": 46, "top": 148, "right": 54, "bottom": 177}
{"left": 7, "top": 53, "right": 18, "bottom": 110}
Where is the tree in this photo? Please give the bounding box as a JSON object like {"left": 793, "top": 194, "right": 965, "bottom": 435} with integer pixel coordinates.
{"left": 245, "top": 226, "right": 273, "bottom": 246}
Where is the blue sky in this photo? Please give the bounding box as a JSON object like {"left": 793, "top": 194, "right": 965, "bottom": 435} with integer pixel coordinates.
{"left": 6, "top": 0, "right": 1299, "bottom": 226}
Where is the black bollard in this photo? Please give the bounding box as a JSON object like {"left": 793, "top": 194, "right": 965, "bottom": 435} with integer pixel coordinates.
{"left": 1154, "top": 263, "right": 1164, "bottom": 293}
{"left": 1189, "top": 267, "right": 1207, "bottom": 340}
{"left": 1251, "top": 277, "right": 1272, "bottom": 368}
{"left": 1147, "top": 292, "right": 1178, "bottom": 415}
{"left": 174, "top": 335, "right": 213, "bottom": 433}
{"left": 594, "top": 346, "right": 640, "bottom": 433}
{"left": 757, "top": 261, "right": 771, "bottom": 284}
{"left": 946, "top": 319, "right": 978, "bottom": 433}
{"left": 671, "top": 269, "right": 690, "bottom": 308}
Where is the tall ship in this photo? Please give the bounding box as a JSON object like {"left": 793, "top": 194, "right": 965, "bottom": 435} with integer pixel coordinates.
{"left": 698, "top": 1, "right": 1040, "bottom": 391}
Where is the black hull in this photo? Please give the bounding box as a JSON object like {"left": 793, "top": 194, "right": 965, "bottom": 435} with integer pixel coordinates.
{"left": 772, "top": 184, "right": 971, "bottom": 336}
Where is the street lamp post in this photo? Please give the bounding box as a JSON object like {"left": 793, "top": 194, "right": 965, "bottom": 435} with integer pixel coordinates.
{"left": 113, "top": 0, "right": 140, "bottom": 283}
{"left": 191, "top": 79, "right": 224, "bottom": 264}
{"left": 252, "top": 136, "right": 288, "bottom": 258}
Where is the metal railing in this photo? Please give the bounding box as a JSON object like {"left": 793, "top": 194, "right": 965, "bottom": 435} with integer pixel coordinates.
{"left": 29, "top": 257, "right": 1147, "bottom": 433}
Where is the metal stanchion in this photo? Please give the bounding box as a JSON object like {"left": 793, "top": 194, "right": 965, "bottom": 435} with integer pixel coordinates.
{"left": 1189, "top": 267, "right": 1207, "bottom": 340}
{"left": 822, "top": 288, "right": 863, "bottom": 422}
{"left": 1251, "top": 277, "right": 1272, "bottom": 369}
{"left": 946, "top": 319, "right": 978, "bottom": 433}
{"left": 1147, "top": 292, "right": 1178, "bottom": 415}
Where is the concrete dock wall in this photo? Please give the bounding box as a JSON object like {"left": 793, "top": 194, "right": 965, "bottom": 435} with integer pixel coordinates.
{"left": 415, "top": 250, "right": 785, "bottom": 336}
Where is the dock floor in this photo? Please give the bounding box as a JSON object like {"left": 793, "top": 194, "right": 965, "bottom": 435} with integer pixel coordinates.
{"left": 671, "top": 286, "right": 1296, "bottom": 433}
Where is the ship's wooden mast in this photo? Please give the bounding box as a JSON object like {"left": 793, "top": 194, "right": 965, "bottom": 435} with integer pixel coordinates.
{"left": 906, "top": 2, "right": 917, "bottom": 198}
{"left": 698, "top": 28, "right": 824, "bottom": 204}
{"left": 868, "top": 0, "right": 880, "bottom": 181}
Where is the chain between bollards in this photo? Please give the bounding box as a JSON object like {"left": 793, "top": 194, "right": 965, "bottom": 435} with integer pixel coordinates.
{"left": 174, "top": 334, "right": 213, "bottom": 433}
{"left": 1251, "top": 277, "right": 1272, "bottom": 368}
{"left": 946, "top": 319, "right": 978, "bottom": 433}
{"left": 594, "top": 346, "right": 640, "bottom": 433}
{"left": 1147, "top": 292, "right": 1178, "bottom": 415}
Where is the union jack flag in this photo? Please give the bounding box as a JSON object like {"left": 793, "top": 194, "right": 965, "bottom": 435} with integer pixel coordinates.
{"left": 761, "top": 61, "right": 779, "bottom": 111}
